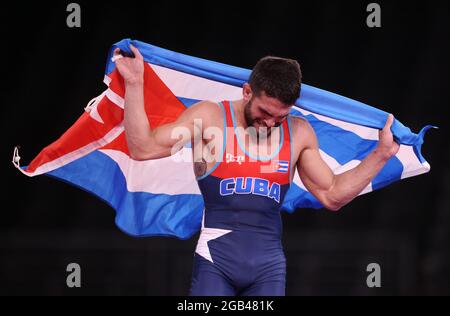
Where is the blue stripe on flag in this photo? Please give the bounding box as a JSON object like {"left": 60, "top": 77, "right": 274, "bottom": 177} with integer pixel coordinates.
{"left": 177, "top": 97, "right": 200, "bottom": 108}
{"left": 46, "top": 151, "right": 204, "bottom": 239}
{"left": 371, "top": 157, "right": 404, "bottom": 190}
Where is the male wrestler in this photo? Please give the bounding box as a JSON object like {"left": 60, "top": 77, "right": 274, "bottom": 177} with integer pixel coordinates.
{"left": 113, "top": 45, "right": 399, "bottom": 296}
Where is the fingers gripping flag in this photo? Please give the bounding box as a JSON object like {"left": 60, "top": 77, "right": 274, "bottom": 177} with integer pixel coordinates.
{"left": 12, "top": 39, "right": 435, "bottom": 239}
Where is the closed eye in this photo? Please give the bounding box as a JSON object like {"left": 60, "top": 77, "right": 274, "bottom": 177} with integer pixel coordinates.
{"left": 260, "top": 107, "right": 289, "bottom": 120}
{"left": 260, "top": 108, "right": 272, "bottom": 117}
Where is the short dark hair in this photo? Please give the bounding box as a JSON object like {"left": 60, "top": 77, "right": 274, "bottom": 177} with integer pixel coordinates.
{"left": 248, "top": 56, "right": 302, "bottom": 105}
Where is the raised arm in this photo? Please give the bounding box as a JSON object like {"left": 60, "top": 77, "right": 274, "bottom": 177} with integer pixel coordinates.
{"left": 294, "top": 115, "right": 400, "bottom": 211}
{"left": 113, "top": 45, "right": 214, "bottom": 161}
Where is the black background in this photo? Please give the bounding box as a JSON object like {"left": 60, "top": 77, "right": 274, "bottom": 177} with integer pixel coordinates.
{"left": 1, "top": 0, "right": 449, "bottom": 295}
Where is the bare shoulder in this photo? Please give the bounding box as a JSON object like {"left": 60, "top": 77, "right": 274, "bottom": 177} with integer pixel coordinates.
{"left": 184, "top": 100, "right": 222, "bottom": 118}
{"left": 289, "top": 115, "right": 318, "bottom": 150}
{"left": 290, "top": 115, "right": 314, "bottom": 136}
{"left": 180, "top": 100, "right": 224, "bottom": 129}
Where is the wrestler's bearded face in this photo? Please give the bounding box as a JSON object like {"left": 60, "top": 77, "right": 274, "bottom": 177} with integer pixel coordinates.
{"left": 244, "top": 93, "right": 291, "bottom": 137}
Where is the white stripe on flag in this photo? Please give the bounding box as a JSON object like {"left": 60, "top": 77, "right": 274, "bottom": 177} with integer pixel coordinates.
{"left": 105, "top": 88, "right": 125, "bottom": 109}
{"left": 20, "top": 123, "right": 125, "bottom": 177}
{"left": 293, "top": 106, "right": 379, "bottom": 141}
{"left": 101, "top": 148, "right": 201, "bottom": 195}
{"left": 149, "top": 63, "right": 243, "bottom": 102}
{"left": 396, "top": 145, "right": 431, "bottom": 179}
{"left": 103, "top": 75, "right": 112, "bottom": 86}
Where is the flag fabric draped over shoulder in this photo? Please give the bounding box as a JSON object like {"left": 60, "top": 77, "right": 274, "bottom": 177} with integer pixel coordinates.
{"left": 13, "top": 39, "right": 434, "bottom": 239}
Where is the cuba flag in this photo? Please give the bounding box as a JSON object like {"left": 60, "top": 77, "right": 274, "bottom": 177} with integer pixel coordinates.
{"left": 12, "top": 39, "right": 435, "bottom": 239}
{"left": 275, "top": 161, "right": 290, "bottom": 174}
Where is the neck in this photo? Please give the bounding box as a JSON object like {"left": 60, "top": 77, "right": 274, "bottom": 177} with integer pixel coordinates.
{"left": 232, "top": 99, "right": 249, "bottom": 128}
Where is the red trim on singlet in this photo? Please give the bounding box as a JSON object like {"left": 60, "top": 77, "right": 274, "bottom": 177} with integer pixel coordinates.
{"left": 210, "top": 101, "right": 291, "bottom": 185}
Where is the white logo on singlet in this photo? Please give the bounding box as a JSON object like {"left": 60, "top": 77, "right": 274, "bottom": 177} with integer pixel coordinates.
{"left": 226, "top": 153, "right": 245, "bottom": 165}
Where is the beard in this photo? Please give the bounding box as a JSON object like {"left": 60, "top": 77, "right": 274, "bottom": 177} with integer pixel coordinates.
{"left": 244, "top": 98, "right": 272, "bottom": 138}
{"left": 244, "top": 100, "right": 255, "bottom": 127}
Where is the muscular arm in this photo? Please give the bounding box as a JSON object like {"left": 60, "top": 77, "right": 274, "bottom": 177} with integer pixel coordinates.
{"left": 294, "top": 115, "right": 400, "bottom": 211}
{"left": 126, "top": 88, "right": 217, "bottom": 160}
{"left": 124, "top": 79, "right": 208, "bottom": 160}
{"left": 114, "top": 45, "right": 215, "bottom": 161}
